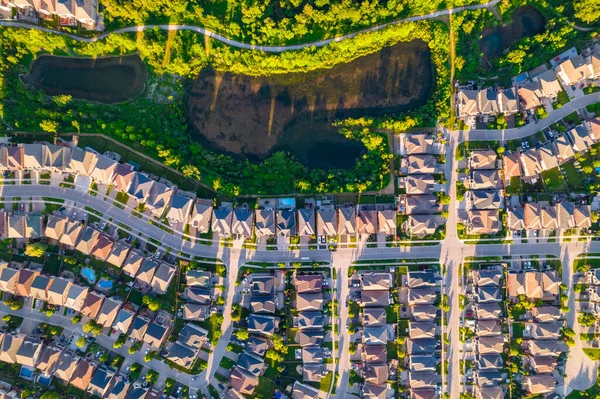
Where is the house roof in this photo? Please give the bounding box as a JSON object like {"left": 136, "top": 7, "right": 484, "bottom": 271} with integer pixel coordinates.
{"left": 255, "top": 209, "right": 276, "bottom": 237}
{"left": 166, "top": 194, "right": 193, "bottom": 224}
{"left": 552, "top": 135, "right": 575, "bottom": 162}
{"left": 211, "top": 207, "right": 233, "bottom": 237}
{"left": 179, "top": 323, "right": 209, "bottom": 349}
{"left": 528, "top": 356, "right": 558, "bottom": 374}
{"left": 411, "top": 305, "right": 438, "bottom": 322}
{"left": 526, "top": 340, "right": 566, "bottom": 357}
{"left": 75, "top": 226, "right": 100, "bottom": 255}
{"left": 246, "top": 336, "right": 269, "bottom": 357}
{"left": 475, "top": 371, "right": 503, "bottom": 387}
{"left": 229, "top": 367, "right": 258, "bottom": 395}
{"left": 89, "top": 155, "right": 118, "bottom": 185}
{"left": 185, "top": 270, "right": 212, "bottom": 287}
{"left": 65, "top": 284, "right": 88, "bottom": 311}
{"left": 316, "top": 208, "right": 337, "bottom": 236}
{"left": 45, "top": 215, "right": 67, "bottom": 241}
{"left": 143, "top": 323, "right": 169, "bottom": 348}
{"left": 568, "top": 125, "right": 595, "bottom": 153}
{"left": 556, "top": 54, "right": 590, "bottom": 85}
{"left": 407, "top": 154, "right": 437, "bottom": 174}
{"left": 43, "top": 145, "right": 71, "bottom": 170}
{"left": 277, "top": 209, "right": 296, "bottom": 236}
{"left": 30, "top": 275, "right": 52, "bottom": 302}
{"left": 458, "top": 89, "right": 479, "bottom": 117}
{"left": 303, "top": 363, "right": 324, "bottom": 382}
{"left": 127, "top": 173, "right": 154, "bottom": 202}
{"left": 135, "top": 258, "right": 157, "bottom": 285}
{"left": 357, "top": 209, "right": 377, "bottom": 235}
{"left": 296, "top": 293, "right": 323, "bottom": 311}
{"left": 295, "top": 329, "right": 324, "bottom": 346}
{"left": 471, "top": 190, "right": 502, "bottom": 210}
{"left": 237, "top": 351, "right": 265, "bottom": 377}
{"left": 182, "top": 304, "right": 209, "bottom": 321}
{"left": 0, "top": 267, "right": 19, "bottom": 294}
{"left": 129, "top": 316, "right": 150, "bottom": 341}
{"left": 250, "top": 295, "right": 276, "bottom": 314}
{"left": 97, "top": 297, "right": 122, "bottom": 328}
{"left": 523, "top": 203, "right": 541, "bottom": 230}
{"left": 189, "top": 201, "right": 212, "bottom": 234}
{"left": 297, "top": 208, "right": 316, "bottom": 236}
{"left": 408, "top": 271, "right": 436, "bottom": 288}
{"left": 337, "top": 206, "right": 356, "bottom": 235}
{"left": 587, "top": 118, "right": 600, "bottom": 142}
{"left": 59, "top": 220, "right": 83, "bottom": 247}
{"left": 165, "top": 342, "right": 197, "bottom": 368}
{"left": 519, "top": 149, "right": 543, "bottom": 178}
{"left": 503, "top": 153, "right": 522, "bottom": 181}
{"left": 475, "top": 354, "right": 503, "bottom": 370}
{"left": 69, "top": 148, "right": 98, "bottom": 175}
{"left": 476, "top": 320, "right": 502, "bottom": 336}
{"left": 184, "top": 287, "right": 212, "bottom": 305}
{"left": 407, "top": 338, "right": 437, "bottom": 355}
{"left": 405, "top": 195, "right": 437, "bottom": 215}
{"left": 361, "top": 272, "right": 392, "bottom": 290}
{"left": 69, "top": 359, "right": 96, "bottom": 391}
{"left": 524, "top": 374, "right": 556, "bottom": 395}
{"left": 406, "top": 174, "right": 436, "bottom": 195}
{"left": 405, "top": 134, "right": 434, "bottom": 154}
{"left": 106, "top": 242, "right": 130, "bottom": 268}
{"left": 113, "top": 308, "right": 135, "bottom": 334}
{"left": 36, "top": 345, "right": 62, "bottom": 375}
{"left": 15, "top": 338, "right": 42, "bottom": 367}
{"left": 535, "top": 69, "right": 562, "bottom": 98}
{"left": 54, "top": 352, "right": 78, "bottom": 382}
{"left": 409, "top": 371, "right": 437, "bottom": 389}
{"left": 232, "top": 208, "right": 254, "bottom": 237}
{"left": 247, "top": 313, "right": 276, "bottom": 336}
{"left": 293, "top": 311, "right": 324, "bottom": 329}
{"left": 105, "top": 378, "right": 131, "bottom": 399}
{"left": 537, "top": 144, "right": 558, "bottom": 170}
{"left": 25, "top": 215, "right": 43, "bottom": 239}
{"left": 474, "top": 303, "right": 502, "bottom": 320}
{"left": 22, "top": 144, "right": 44, "bottom": 169}
{"left": 531, "top": 306, "right": 561, "bottom": 323}
{"left": 472, "top": 269, "right": 502, "bottom": 286}
{"left": 81, "top": 292, "right": 105, "bottom": 319}
{"left": 15, "top": 268, "right": 40, "bottom": 297}
{"left": 145, "top": 182, "right": 173, "bottom": 218}
{"left": 478, "top": 88, "right": 500, "bottom": 115}
{"left": 407, "top": 215, "right": 442, "bottom": 238}
{"left": 475, "top": 336, "right": 504, "bottom": 354}
{"left": 408, "top": 288, "right": 436, "bottom": 305}
{"left": 528, "top": 322, "right": 561, "bottom": 339}
{"left": 409, "top": 322, "right": 436, "bottom": 339}
{"left": 409, "top": 355, "right": 436, "bottom": 372}
{"left": 0, "top": 333, "right": 24, "bottom": 363}
{"left": 574, "top": 205, "right": 593, "bottom": 228}
{"left": 302, "top": 346, "right": 324, "bottom": 364}
{"left": 471, "top": 170, "right": 502, "bottom": 190}
{"left": 87, "top": 367, "right": 115, "bottom": 397}
{"left": 150, "top": 263, "right": 175, "bottom": 294}
{"left": 111, "top": 163, "right": 135, "bottom": 192}
{"left": 470, "top": 150, "right": 497, "bottom": 170}
{"left": 293, "top": 274, "right": 323, "bottom": 293}
{"left": 518, "top": 82, "right": 543, "bottom": 110}
{"left": 361, "top": 344, "right": 387, "bottom": 363}
{"left": 378, "top": 209, "right": 397, "bottom": 235}
{"left": 6, "top": 146, "right": 23, "bottom": 170}
{"left": 468, "top": 209, "right": 501, "bottom": 235}
{"left": 7, "top": 215, "right": 25, "bottom": 239}
{"left": 252, "top": 275, "right": 275, "bottom": 295}
{"left": 361, "top": 290, "right": 391, "bottom": 307}
{"left": 122, "top": 250, "right": 144, "bottom": 276}
{"left": 91, "top": 233, "right": 114, "bottom": 261}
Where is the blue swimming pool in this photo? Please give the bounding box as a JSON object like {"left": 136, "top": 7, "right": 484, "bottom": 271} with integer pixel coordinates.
{"left": 279, "top": 198, "right": 295, "bottom": 207}
{"left": 97, "top": 278, "right": 113, "bottom": 290}
{"left": 37, "top": 375, "right": 52, "bottom": 386}
{"left": 19, "top": 367, "right": 33, "bottom": 378}
{"left": 81, "top": 267, "right": 96, "bottom": 284}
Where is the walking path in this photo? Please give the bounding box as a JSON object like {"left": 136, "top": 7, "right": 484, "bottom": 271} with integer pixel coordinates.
{"left": 0, "top": 0, "right": 502, "bottom": 52}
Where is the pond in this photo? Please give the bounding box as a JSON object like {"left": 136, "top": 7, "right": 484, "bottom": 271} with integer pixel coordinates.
{"left": 186, "top": 40, "right": 433, "bottom": 169}
{"left": 22, "top": 54, "right": 147, "bottom": 104}
{"left": 479, "top": 6, "right": 546, "bottom": 61}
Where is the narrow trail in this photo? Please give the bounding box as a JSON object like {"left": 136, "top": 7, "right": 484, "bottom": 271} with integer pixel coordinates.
{"left": 0, "top": 0, "right": 502, "bottom": 52}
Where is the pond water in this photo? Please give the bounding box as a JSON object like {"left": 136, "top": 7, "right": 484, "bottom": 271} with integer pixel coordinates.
{"left": 186, "top": 40, "right": 433, "bottom": 169}
{"left": 479, "top": 6, "right": 546, "bottom": 61}
{"left": 23, "top": 54, "right": 147, "bottom": 104}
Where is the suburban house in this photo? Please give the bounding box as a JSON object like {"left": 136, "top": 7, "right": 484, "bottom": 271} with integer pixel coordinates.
{"left": 111, "top": 163, "right": 135, "bottom": 193}
{"left": 276, "top": 209, "right": 296, "bottom": 236}
{"left": 96, "top": 298, "right": 122, "bottom": 328}
{"left": 80, "top": 292, "right": 105, "bottom": 319}
{"left": 165, "top": 194, "right": 194, "bottom": 225}
{"left": 232, "top": 207, "right": 254, "bottom": 238}
{"left": 297, "top": 208, "right": 316, "bottom": 236}
{"left": 555, "top": 55, "right": 591, "bottom": 86}
{"left": 533, "top": 69, "right": 562, "bottom": 100}
{"left": 68, "top": 148, "right": 98, "bottom": 176}
{"left": 64, "top": 284, "right": 88, "bottom": 312}
{"left": 337, "top": 206, "right": 356, "bottom": 236}
{"left": 122, "top": 250, "right": 144, "bottom": 277}
{"left": 106, "top": 242, "right": 130, "bottom": 269}
{"left": 255, "top": 209, "right": 276, "bottom": 237}
{"left": 150, "top": 263, "right": 176, "bottom": 294}
{"left": 45, "top": 215, "right": 67, "bottom": 241}
{"left": 89, "top": 155, "right": 117, "bottom": 186}
{"left": 316, "top": 207, "right": 337, "bottom": 237}
{"left": 357, "top": 209, "right": 377, "bottom": 235}
{"left": 212, "top": 206, "right": 233, "bottom": 238}
{"left": 59, "top": 221, "right": 83, "bottom": 247}
{"left": 127, "top": 173, "right": 155, "bottom": 204}
{"left": 145, "top": 182, "right": 174, "bottom": 219}
{"left": 189, "top": 200, "right": 213, "bottom": 235}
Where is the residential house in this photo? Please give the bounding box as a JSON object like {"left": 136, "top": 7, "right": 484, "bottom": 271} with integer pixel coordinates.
{"left": 91, "top": 233, "right": 114, "bottom": 261}
{"left": 64, "top": 284, "right": 88, "bottom": 312}
{"left": 68, "top": 148, "right": 98, "bottom": 176}
{"left": 297, "top": 208, "right": 316, "bottom": 236}
{"left": 472, "top": 270, "right": 502, "bottom": 287}
{"left": 361, "top": 272, "right": 392, "bottom": 291}
{"left": 87, "top": 367, "right": 115, "bottom": 398}
{"left": 296, "top": 292, "right": 323, "bottom": 311}
{"left": 586, "top": 118, "right": 600, "bottom": 142}
{"left": 556, "top": 55, "right": 591, "bottom": 86}
{"left": 127, "top": 173, "right": 154, "bottom": 204}
{"left": 534, "top": 69, "right": 562, "bottom": 100}
{"left": 36, "top": 345, "right": 62, "bottom": 377}
{"left": 407, "top": 271, "right": 436, "bottom": 288}
{"left": 568, "top": 125, "right": 594, "bottom": 154}
{"left": 0, "top": 267, "right": 19, "bottom": 294}
{"left": 523, "top": 374, "right": 556, "bottom": 395}
{"left": 111, "top": 163, "right": 135, "bottom": 193}
{"left": 316, "top": 207, "right": 337, "bottom": 236}
{"left": 150, "top": 263, "right": 175, "bottom": 294}
{"left": 113, "top": 308, "right": 135, "bottom": 334}
{"left": 295, "top": 329, "right": 324, "bottom": 346}
{"left": 467, "top": 210, "right": 501, "bottom": 235}
{"left": 165, "top": 194, "right": 194, "bottom": 225}
{"left": 470, "top": 170, "right": 502, "bottom": 190}
{"left": 54, "top": 352, "right": 78, "bottom": 382}
{"left": 211, "top": 207, "right": 233, "bottom": 238}
{"left": 408, "top": 288, "right": 437, "bottom": 305}
{"left": 293, "top": 311, "right": 324, "bottom": 329}
{"left": 106, "top": 242, "right": 130, "bottom": 269}
{"left": 80, "top": 292, "right": 105, "bottom": 319}
{"left": 475, "top": 336, "right": 504, "bottom": 354}
{"left": 276, "top": 209, "right": 296, "bottom": 236}
{"left": 405, "top": 175, "right": 436, "bottom": 195}
{"left": 470, "top": 150, "right": 497, "bottom": 170}
{"left": 361, "top": 290, "right": 391, "bottom": 307}
{"left": 43, "top": 145, "right": 71, "bottom": 171}
{"left": 69, "top": 359, "right": 96, "bottom": 391}
{"left": 189, "top": 200, "right": 212, "bottom": 235}
{"left": 135, "top": 258, "right": 158, "bottom": 287}
{"left": 405, "top": 195, "right": 438, "bottom": 215}
{"left": 252, "top": 275, "right": 275, "bottom": 295}
{"left": 357, "top": 209, "right": 377, "bottom": 235}
{"left": 378, "top": 209, "right": 397, "bottom": 235}
{"left": 246, "top": 336, "right": 269, "bottom": 357}
{"left": 470, "top": 190, "right": 502, "bottom": 210}
{"left": 185, "top": 270, "right": 212, "bottom": 288}
{"left": 122, "top": 250, "right": 144, "bottom": 277}
{"left": 75, "top": 226, "right": 100, "bottom": 256}
{"left": 523, "top": 203, "right": 542, "bottom": 230}
{"left": 362, "top": 344, "right": 387, "bottom": 364}
{"left": 503, "top": 154, "right": 522, "bottom": 184}
{"left": 96, "top": 298, "right": 122, "bottom": 328}
{"left": 45, "top": 215, "right": 67, "bottom": 241}
{"left": 0, "top": 334, "right": 24, "bottom": 363}
{"left": 518, "top": 82, "right": 543, "bottom": 110}
{"left": 293, "top": 274, "right": 323, "bottom": 293}
{"left": 537, "top": 144, "right": 558, "bottom": 170}
{"left": 229, "top": 367, "right": 258, "bottom": 396}
{"left": 247, "top": 314, "right": 277, "bottom": 337}
{"left": 145, "top": 183, "right": 173, "bottom": 219}
{"left": 519, "top": 150, "right": 543, "bottom": 181}
{"left": 409, "top": 322, "right": 436, "bottom": 339}
{"left": 457, "top": 89, "right": 479, "bottom": 119}
{"left": 143, "top": 322, "right": 169, "bottom": 348}
{"left": 89, "top": 155, "right": 118, "bottom": 185}
{"left": 531, "top": 306, "right": 562, "bottom": 323}
{"left": 405, "top": 134, "right": 435, "bottom": 155}
{"left": 25, "top": 215, "right": 43, "bottom": 239}
{"left": 22, "top": 144, "right": 44, "bottom": 170}
{"left": 553, "top": 135, "right": 575, "bottom": 163}
{"left": 337, "top": 206, "right": 356, "bottom": 236}
{"left": 184, "top": 287, "right": 212, "bottom": 305}
{"left": 406, "top": 215, "right": 442, "bottom": 238}
{"left": 129, "top": 316, "right": 150, "bottom": 341}
{"left": 7, "top": 215, "right": 25, "bottom": 239}
{"left": 59, "top": 221, "right": 83, "bottom": 247}
{"left": 412, "top": 305, "right": 437, "bottom": 321}
{"left": 255, "top": 209, "right": 276, "bottom": 237}
{"left": 30, "top": 275, "right": 53, "bottom": 302}
{"left": 15, "top": 338, "right": 41, "bottom": 367}
{"left": 179, "top": 323, "right": 209, "bottom": 350}
{"left": 6, "top": 146, "right": 23, "bottom": 170}
{"left": 104, "top": 377, "right": 131, "bottom": 399}
{"left": 165, "top": 342, "right": 196, "bottom": 368}
{"left": 15, "top": 269, "right": 40, "bottom": 297}
{"left": 237, "top": 351, "right": 265, "bottom": 377}
{"left": 407, "top": 154, "right": 438, "bottom": 174}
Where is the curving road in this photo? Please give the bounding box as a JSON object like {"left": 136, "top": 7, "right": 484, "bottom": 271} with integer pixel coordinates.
{"left": 0, "top": 0, "right": 502, "bottom": 52}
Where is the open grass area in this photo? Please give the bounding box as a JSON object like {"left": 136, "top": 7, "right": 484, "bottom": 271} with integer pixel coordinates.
{"left": 219, "top": 356, "right": 236, "bottom": 369}
{"left": 255, "top": 376, "right": 276, "bottom": 398}
{"left": 512, "top": 322, "right": 524, "bottom": 338}
{"left": 584, "top": 348, "right": 600, "bottom": 360}
{"left": 556, "top": 90, "right": 569, "bottom": 106}
{"left": 562, "top": 162, "right": 587, "bottom": 192}
{"left": 541, "top": 167, "right": 567, "bottom": 192}
{"left": 505, "top": 176, "right": 523, "bottom": 194}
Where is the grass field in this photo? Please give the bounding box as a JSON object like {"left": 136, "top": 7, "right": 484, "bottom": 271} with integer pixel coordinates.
{"left": 541, "top": 167, "right": 567, "bottom": 192}
{"left": 562, "top": 162, "right": 587, "bottom": 191}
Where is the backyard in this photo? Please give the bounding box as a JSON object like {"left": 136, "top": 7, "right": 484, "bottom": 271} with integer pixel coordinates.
{"left": 540, "top": 167, "right": 567, "bottom": 192}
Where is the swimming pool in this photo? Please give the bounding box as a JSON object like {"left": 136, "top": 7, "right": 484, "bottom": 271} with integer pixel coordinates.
{"left": 81, "top": 267, "right": 96, "bottom": 284}
{"left": 97, "top": 278, "right": 113, "bottom": 290}
{"left": 19, "top": 367, "right": 33, "bottom": 379}
{"left": 37, "top": 375, "right": 52, "bottom": 386}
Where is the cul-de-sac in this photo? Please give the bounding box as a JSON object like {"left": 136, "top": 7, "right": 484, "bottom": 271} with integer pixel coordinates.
{"left": 0, "top": 1, "right": 599, "bottom": 399}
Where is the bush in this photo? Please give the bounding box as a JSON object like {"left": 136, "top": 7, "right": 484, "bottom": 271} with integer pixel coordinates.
{"left": 75, "top": 337, "right": 87, "bottom": 348}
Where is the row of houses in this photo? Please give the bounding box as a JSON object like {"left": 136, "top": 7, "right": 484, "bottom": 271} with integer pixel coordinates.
{"left": 212, "top": 204, "right": 398, "bottom": 239}
{"left": 506, "top": 202, "right": 593, "bottom": 233}
{"left": 405, "top": 271, "right": 441, "bottom": 399}
{"left": 464, "top": 150, "right": 503, "bottom": 236}
{"left": 506, "top": 269, "right": 566, "bottom": 395}
{"left": 456, "top": 87, "right": 519, "bottom": 121}
{"left": 0, "top": 0, "right": 99, "bottom": 29}
{"left": 180, "top": 269, "right": 214, "bottom": 322}
{"left": 0, "top": 264, "right": 174, "bottom": 349}
{"left": 357, "top": 272, "right": 392, "bottom": 399}
{"left": 503, "top": 120, "right": 600, "bottom": 184}
{"left": 469, "top": 268, "right": 506, "bottom": 399}
{"left": 0, "top": 332, "right": 161, "bottom": 399}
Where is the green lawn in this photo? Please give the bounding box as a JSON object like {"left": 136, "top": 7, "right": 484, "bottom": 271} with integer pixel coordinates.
{"left": 512, "top": 322, "right": 524, "bottom": 338}
{"left": 541, "top": 167, "right": 567, "bottom": 192}
{"left": 556, "top": 90, "right": 569, "bottom": 106}
{"left": 128, "top": 289, "right": 144, "bottom": 306}
{"left": 562, "top": 162, "right": 587, "bottom": 191}
{"left": 219, "top": 356, "right": 236, "bottom": 369}
{"left": 254, "top": 376, "right": 275, "bottom": 398}
{"left": 43, "top": 254, "right": 62, "bottom": 275}
{"left": 505, "top": 176, "right": 523, "bottom": 194}
{"left": 584, "top": 348, "right": 600, "bottom": 360}
{"left": 386, "top": 306, "right": 398, "bottom": 323}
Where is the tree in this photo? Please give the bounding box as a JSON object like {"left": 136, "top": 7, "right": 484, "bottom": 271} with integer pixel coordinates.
{"left": 144, "top": 350, "right": 156, "bottom": 362}
{"left": 579, "top": 312, "right": 596, "bottom": 327}
{"left": 146, "top": 370, "right": 158, "bottom": 383}
{"left": 574, "top": 0, "right": 600, "bottom": 24}
{"left": 236, "top": 329, "right": 249, "bottom": 341}
{"left": 82, "top": 321, "right": 103, "bottom": 336}
{"left": 24, "top": 242, "right": 47, "bottom": 258}
{"left": 114, "top": 334, "right": 127, "bottom": 348}
{"left": 129, "top": 341, "right": 142, "bottom": 354}
{"left": 496, "top": 146, "right": 505, "bottom": 156}
{"left": 100, "top": 353, "right": 109, "bottom": 363}
{"left": 142, "top": 295, "right": 161, "bottom": 311}
{"left": 348, "top": 342, "right": 357, "bottom": 354}
{"left": 4, "top": 297, "right": 23, "bottom": 311}
{"left": 64, "top": 255, "right": 77, "bottom": 265}
{"left": 76, "top": 337, "right": 87, "bottom": 348}
{"left": 265, "top": 349, "right": 283, "bottom": 362}
{"left": 72, "top": 314, "right": 82, "bottom": 324}
{"left": 39, "top": 120, "right": 58, "bottom": 134}
{"left": 1, "top": 315, "right": 10, "bottom": 322}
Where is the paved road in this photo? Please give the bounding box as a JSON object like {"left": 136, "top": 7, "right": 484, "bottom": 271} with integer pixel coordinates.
{"left": 0, "top": 0, "right": 500, "bottom": 52}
